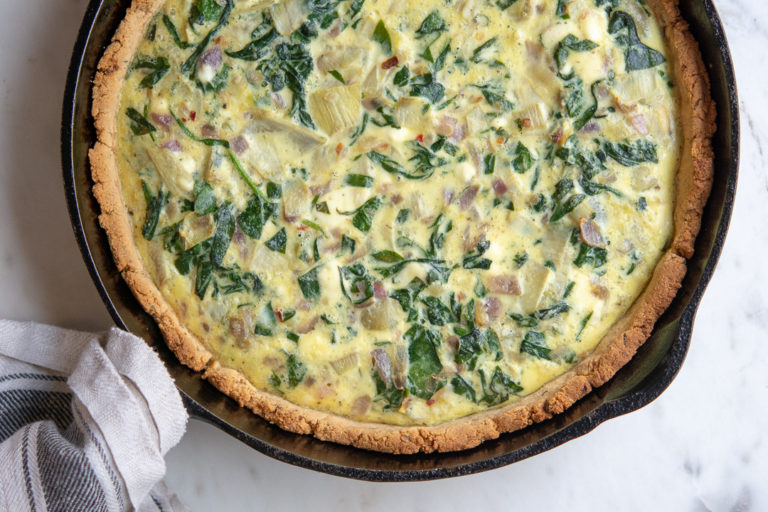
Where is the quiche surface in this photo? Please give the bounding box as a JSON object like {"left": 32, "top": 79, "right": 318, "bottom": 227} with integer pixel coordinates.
{"left": 91, "top": 0, "right": 715, "bottom": 453}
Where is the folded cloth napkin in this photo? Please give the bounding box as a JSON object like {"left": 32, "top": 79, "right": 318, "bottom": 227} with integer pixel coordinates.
{"left": 0, "top": 320, "right": 189, "bottom": 512}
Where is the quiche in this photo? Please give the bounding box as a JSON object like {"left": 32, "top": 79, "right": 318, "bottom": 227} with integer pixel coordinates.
{"left": 90, "top": 0, "right": 714, "bottom": 453}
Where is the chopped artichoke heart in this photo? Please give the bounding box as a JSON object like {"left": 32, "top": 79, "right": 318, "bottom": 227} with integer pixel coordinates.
{"left": 317, "top": 47, "right": 369, "bottom": 73}
{"left": 309, "top": 85, "right": 361, "bottom": 135}
{"left": 394, "top": 97, "right": 427, "bottom": 129}
{"left": 180, "top": 213, "right": 215, "bottom": 250}
{"left": 239, "top": 114, "right": 326, "bottom": 180}
{"left": 516, "top": 102, "right": 549, "bottom": 130}
{"left": 144, "top": 144, "right": 198, "bottom": 197}
{"left": 271, "top": 0, "right": 310, "bottom": 36}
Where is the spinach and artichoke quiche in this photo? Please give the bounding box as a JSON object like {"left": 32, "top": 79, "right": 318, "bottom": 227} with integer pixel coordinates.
{"left": 90, "top": 0, "right": 714, "bottom": 453}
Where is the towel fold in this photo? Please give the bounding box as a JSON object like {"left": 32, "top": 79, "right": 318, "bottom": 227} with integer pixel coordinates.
{"left": 0, "top": 320, "right": 189, "bottom": 512}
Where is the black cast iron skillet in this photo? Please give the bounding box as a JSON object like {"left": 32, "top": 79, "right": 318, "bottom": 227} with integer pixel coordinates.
{"left": 62, "top": 0, "right": 739, "bottom": 481}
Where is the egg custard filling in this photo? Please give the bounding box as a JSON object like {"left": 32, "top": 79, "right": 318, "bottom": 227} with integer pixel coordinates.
{"left": 113, "top": 0, "right": 680, "bottom": 426}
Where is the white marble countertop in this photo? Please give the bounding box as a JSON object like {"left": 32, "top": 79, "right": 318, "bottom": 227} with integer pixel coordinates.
{"left": 0, "top": 1, "right": 765, "bottom": 510}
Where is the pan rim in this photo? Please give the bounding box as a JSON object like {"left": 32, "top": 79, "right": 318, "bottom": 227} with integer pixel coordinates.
{"left": 61, "top": 0, "right": 739, "bottom": 481}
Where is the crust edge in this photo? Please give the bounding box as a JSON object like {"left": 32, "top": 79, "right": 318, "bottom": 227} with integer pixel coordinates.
{"left": 89, "top": 0, "right": 716, "bottom": 454}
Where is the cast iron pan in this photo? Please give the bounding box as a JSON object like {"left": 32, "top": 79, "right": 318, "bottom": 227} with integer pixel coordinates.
{"left": 61, "top": 0, "right": 739, "bottom": 481}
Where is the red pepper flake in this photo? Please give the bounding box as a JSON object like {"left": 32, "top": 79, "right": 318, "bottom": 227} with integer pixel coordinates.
{"left": 416, "top": 134, "right": 424, "bottom": 144}
{"left": 496, "top": 136, "right": 505, "bottom": 144}
{"left": 214, "top": 36, "right": 222, "bottom": 44}
{"left": 275, "top": 309, "right": 284, "bottom": 322}
{"left": 426, "top": 399, "right": 436, "bottom": 406}
{"left": 336, "top": 142, "right": 344, "bottom": 155}
{"left": 551, "top": 128, "right": 563, "bottom": 144}
{"left": 381, "top": 56, "right": 399, "bottom": 69}
{"left": 297, "top": 225, "right": 309, "bottom": 231}
{"left": 190, "top": 111, "right": 197, "bottom": 122}
{"left": 181, "top": 118, "right": 187, "bottom": 123}
{"left": 521, "top": 118, "right": 532, "bottom": 128}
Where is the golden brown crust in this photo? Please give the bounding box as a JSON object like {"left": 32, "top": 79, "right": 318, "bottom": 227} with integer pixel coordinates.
{"left": 90, "top": 0, "right": 715, "bottom": 453}
{"left": 645, "top": 0, "right": 716, "bottom": 260}
{"left": 90, "top": 0, "right": 213, "bottom": 372}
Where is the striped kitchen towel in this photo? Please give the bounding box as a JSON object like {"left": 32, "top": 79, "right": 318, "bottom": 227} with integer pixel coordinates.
{"left": 0, "top": 320, "right": 189, "bottom": 512}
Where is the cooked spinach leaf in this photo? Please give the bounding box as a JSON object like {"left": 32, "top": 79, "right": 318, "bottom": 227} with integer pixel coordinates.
{"left": 162, "top": 15, "right": 190, "bottom": 49}
{"left": 512, "top": 142, "right": 534, "bottom": 172}
{"left": 344, "top": 174, "right": 374, "bottom": 187}
{"left": 341, "top": 234, "right": 356, "bottom": 254}
{"left": 338, "top": 263, "right": 374, "bottom": 304}
{"left": 520, "top": 331, "right": 551, "bottom": 359}
{"left": 532, "top": 301, "right": 571, "bottom": 320}
{"left": 338, "top": 196, "right": 383, "bottom": 233}
{"left": 405, "top": 324, "right": 444, "bottom": 399}
{"left": 328, "top": 69, "right": 346, "bottom": 83}
{"left": 554, "top": 34, "right": 598, "bottom": 80}
{"left": 471, "top": 37, "right": 497, "bottom": 63}
{"left": 373, "top": 371, "right": 406, "bottom": 410}
{"left": 349, "top": 112, "right": 369, "bottom": 144}
{"left": 134, "top": 56, "right": 170, "bottom": 88}
{"left": 265, "top": 227, "right": 287, "bottom": 253}
{"left": 126, "top": 107, "right": 156, "bottom": 136}
{"left": 478, "top": 366, "right": 522, "bottom": 405}
{"left": 574, "top": 80, "right": 601, "bottom": 130}
{"left": 420, "top": 296, "right": 455, "bottom": 326}
{"left": 431, "top": 40, "right": 451, "bottom": 73}
{"left": 210, "top": 203, "right": 235, "bottom": 266}
{"left": 409, "top": 72, "right": 445, "bottom": 104}
{"left": 375, "top": 257, "right": 452, "bottom": 283}
{"left": 462, "top": 240, "right": 492, "bottom": 270}
{"left": 216, "top": 267, "right": 263, "bottom": 296}
{"left": 189, "top": 0, "right": 224, "bottom": 27}
{"left": 367, "top": 151, "right": 435, "bottom": 180}
{"left": 494, "top": 0, "right": 519, "bottom": 9}
{"left": 372, "top": 20, "right": 392, "bottom": 55}
{"left": 372, "top": 250, "right": 404, "bottom": 263}
{"left": 451, "top": 375, "right": 477, "bottom": 402}
{"left": 562, "top": 76, "right": 586, "bottom": 117}
{"left": 390, "top": 278, "right": 427, "bottom": 321}
{"left": 455, "top": 328, "right": 501, "bottom": 370}
{"left": 193, "top": 180, "right": 217, "bottom": 215}
{"left": 237, "top": 193, "right": 277, "bottom": 240}
{"left": 298, "top": 266, "right": 321, "bottom": 300}
{"left": 226, "top": 29, "right": 277, "bottom": 61}
{"left": 254, "top": 302, "right": 277, "bottom": 336}
{"left": 286, "top": 353, "right": 306, "bottom": 388}
{"left": 370, "top": 106, "right": 400, "bottom": 128}
{"left": 407, "top": 141, "right": 447, "bottom": 175}
{"left": 550, "top": 193, "right": 585, "bottom": 222}
{"left": 472, "top": 84, "right": 515, "bottom": 111}
{"left": 577, "top": 311, "right": 593, "bottom": 339}
{"left": 266, "top": 182, "right": 282, "bottom": 199}
{"left": 169, "top": 109, "right": 228, "bottom": 147}
{"left": 181, "top": 0, "right": 233, "bottom": 77}
{"left": 509, "top": 313, "right": 538, "bottom": 328}
{"left": 603, "top": 139, "right": 658, "bottom": 166}
{"left": 393, "top": 66, "right": 410, "bottom": 87}
{"left": 141, "top": 181, "right": 168, "bottom": 240}
{"left": 415, "top": 10, "right": 446, "bottom": 38}
{"left": 257, "top": 42, "right": 316, "bottom": 128}
{"left": 572, "top": 228, "right": 609, "bottom": 268}
{"left": 608, "top": 11, "right": 666, "bottom": 71}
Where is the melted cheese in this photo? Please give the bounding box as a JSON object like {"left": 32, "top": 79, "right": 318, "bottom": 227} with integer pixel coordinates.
{"left": 116, "top": 0, "right": 679, "bottom": 425}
